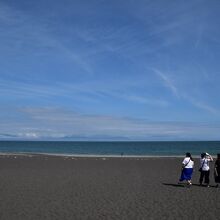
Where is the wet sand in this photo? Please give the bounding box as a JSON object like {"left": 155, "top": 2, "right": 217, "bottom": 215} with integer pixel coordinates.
{"left": 0, "top": 155, "right": 219, "bottom": 220}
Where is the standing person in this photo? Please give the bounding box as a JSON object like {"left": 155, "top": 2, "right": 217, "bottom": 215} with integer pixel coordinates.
{"left": 179, "top": 152, "right": 194, "bottom": 185}
{"left": 199, "top": 152, "right": 213, "bottom": 187}
{"left": 214, "top": 153, "right": 220, "bottom": 188}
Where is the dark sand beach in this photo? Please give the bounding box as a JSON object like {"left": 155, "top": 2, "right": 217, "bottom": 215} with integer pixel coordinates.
{"left": 0, "top": 155, "right": 219, "bottom": 220}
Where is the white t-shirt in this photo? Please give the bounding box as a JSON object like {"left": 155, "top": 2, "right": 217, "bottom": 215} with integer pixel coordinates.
{"left": 182, "top": 157, "right": 194, "bottom": 168}
{"left": 200, "top": 158, "right": 211, "bottom": 171}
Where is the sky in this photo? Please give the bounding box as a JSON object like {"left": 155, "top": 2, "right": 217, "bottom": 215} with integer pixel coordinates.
{"left": 0, "top": 0, "right": 220, "bottom": 141}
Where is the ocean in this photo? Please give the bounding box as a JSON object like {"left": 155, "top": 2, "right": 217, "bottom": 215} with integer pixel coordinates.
{"left": 0, "top": 141, "right": 219, "bottom": 157}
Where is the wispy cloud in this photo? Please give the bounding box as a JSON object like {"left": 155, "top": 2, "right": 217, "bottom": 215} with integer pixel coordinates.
{"left": 183, "top": 95, "right": 219, "bottom": 115}
{"left": 115, "top": 94, "right": 169, "bottom": 107}
{"left": 0, "top": 2, "right": 94, "bottom": 75}
{"left": 0, "top": 77, "right": 169, "bottom": 108}
{"left": 0, "top": 107, "right": 220, "bottom": 140}
{"left": 152, "top": 68, "right": 220, "bottom": 115}
{"left": 152, "top": 68, "right": 179, "bottom": 97}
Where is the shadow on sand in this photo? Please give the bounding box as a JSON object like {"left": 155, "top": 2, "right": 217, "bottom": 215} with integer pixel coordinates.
{"left": 162, "top": 183, "right": 217, "bottom": 188}
{"left": 162, "top": 183, "right": 185, "bottom": 187}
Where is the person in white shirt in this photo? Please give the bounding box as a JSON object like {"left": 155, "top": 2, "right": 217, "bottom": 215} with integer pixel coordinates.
{"left": 199, "top": 152, "right": 213, "bottom": 187}
{"left": 179, "top": 152, "right": 194, "bottom": 185}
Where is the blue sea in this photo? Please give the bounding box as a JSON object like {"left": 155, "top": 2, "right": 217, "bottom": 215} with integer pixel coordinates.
{"left": 0, "top": 141, "right": 219, "bottom": 157}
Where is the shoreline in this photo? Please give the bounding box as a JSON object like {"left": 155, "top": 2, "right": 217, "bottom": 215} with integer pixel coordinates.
{"left": 0, "top": 152, "right": 205, "bottom": 158}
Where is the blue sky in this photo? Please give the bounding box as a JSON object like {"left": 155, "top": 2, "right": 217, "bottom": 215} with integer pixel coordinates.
{"left": 0, "top": 0, "right": 220, "bottom": 140}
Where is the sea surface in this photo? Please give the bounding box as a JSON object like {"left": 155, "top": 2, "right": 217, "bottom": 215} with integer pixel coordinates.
{"left": 0, "top": 141, "right": 219, "bottom": 157}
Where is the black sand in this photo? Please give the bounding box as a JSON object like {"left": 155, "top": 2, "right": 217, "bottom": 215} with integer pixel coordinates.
{"left": 0, "top": 155, "right": 219, "bottom": 220}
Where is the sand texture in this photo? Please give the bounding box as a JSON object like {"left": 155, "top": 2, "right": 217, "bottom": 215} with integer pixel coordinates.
{"left": 0, "top": 155, "right": 219, "bottom": 220}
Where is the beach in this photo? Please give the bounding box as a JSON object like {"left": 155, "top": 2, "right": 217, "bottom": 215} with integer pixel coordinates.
{"left": 0, "top": 155, "right": 219, "bottom": 220}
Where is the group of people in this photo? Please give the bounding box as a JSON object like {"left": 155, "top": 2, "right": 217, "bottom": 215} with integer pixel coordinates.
{"left": 179, "top": 152, "right": 220, "bottom": 187}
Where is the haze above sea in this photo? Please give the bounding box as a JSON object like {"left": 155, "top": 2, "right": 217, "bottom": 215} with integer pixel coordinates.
{"left": 0, "top": 141, "right": 219, "bottom": 157}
